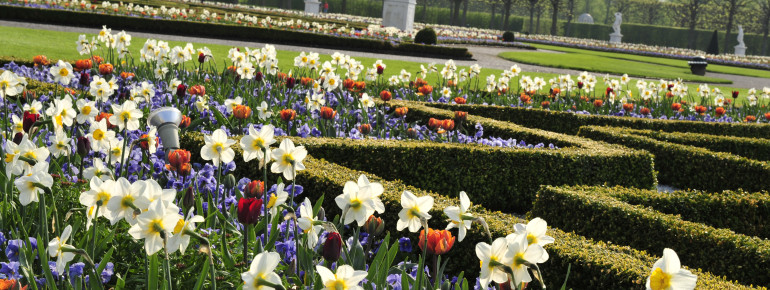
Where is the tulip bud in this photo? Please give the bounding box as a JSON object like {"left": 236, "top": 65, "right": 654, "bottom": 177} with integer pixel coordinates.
{"left": 77, "top": 136, "right": 91, "bottom": 157}
{"left": 237, "top": 198, "right": 263, "bottom": 225}
{"left": 22, "top": 111, "right": 39, "bottom": 133}
{"left": 359, "top": 123, "right": 372, "bottom": 135}
{"left": 98, "top": 63, "right": 113, "bottom": 75}
{"left": 407, "top": 128, "right": 418, "bottom": 139}
{"left": 198, "top": 52, "right": 206, "bottom": 63}
{"left": 178, "top": 163, "right": 192, "bottom": 176}
{"left": 255, "top": 71, "right": 264, "bottom": 82}
{"left": 223, "top": 174, "right": 237, "bottom": 189}
{"left": 376, "top": 65, "right": 384, "bottom": 75}
{"left": 79, "top": 71, "right": 90, "bottom": 87}
{"left": 168, "top": 149, "right": 191, "bottom": 169}
{"left": 286, "top": 77, "right": 296, "bottom": 89}
{"left": 732, "top": 91, "right": 739, "bottom": 99}
{"left": 12, "top": 133, "right": 23, "bottom": 145}
{"left": 454, "top": 111, "right": 467, "bottom": 123}
{"left": 320, "top": 106, "right": 336, "bottom": 120}
{"left": 280, "top": 109, "right": 296, "bottom": 122}
{"left": 577, "top": 81, "right": 584, "bottom": 89}
{"left": 176, "top": 84, "right": 187, "bottom": 99}
{"left": 183, "top": 187, "right": 195, "bottom": 209}
{"left": 364, "top": 215, "right": 384, "bottom": 236}
{"left": 380, "top": 90, "right": 392, "bottom": 102}
{"left": 322, "top": 232, "right": 342, "bottom": 263}
{"left": 245, "top": 180, "right": 265, "bottom": 198}
{"left": 395, "top": 107, "right": 408, "bottom": 118}
{"left": 179, "top": 115, "right": 191, "bottom": 128}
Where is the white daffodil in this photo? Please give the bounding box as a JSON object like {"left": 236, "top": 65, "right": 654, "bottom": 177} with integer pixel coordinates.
{"left": 324, "top": 73, "right": 340, "bottom": 91}
{"left": 137, "top": 179, "right": 176, "bottom": 210}
{"left": 297, "top": 197, "right": 323, "bottom": 248}
{"left": 316, "top": 265, "right": 367, "bottom": 290}
{"left": 508, "top": 217, "right": 554, "bottom": 263}
{"left": 266, "top": 183, "right": 289, "bottom": 216}
{"left": 106, "top": 178, "right": 146, "bottom": 225}
{"left": 240, "top": 124, "right": 275, "bottom": 164}
{"left": 46, "top": 97, "right": 76, "bottom": 130}
{"left": 396, "top": 190, "right": 433, "bottom": 232}
{"left": 241, "top": 251, "right": 283, "bottom": 290}
{"left": 476, "top": 237, "right": 513, "bottom": 287}
{"left": 50, "top": 60, "right": 75, "bottom": 85}
{"left": 359, "top": 93, "right": 375, "bottom": 109}
{"left": 444, "top": 191, "right": 473, "bottom": 242}
{"left": 0, "top": 71, "right": 21, "bottom": 97}
{"left": 80, "top": 177, "right": 116, "bottom": 220}
{"left": 646, "top": 248, "right": 697, "bottom": 290}
{"left": 109, "top": 100, "right": 143, "bottom": 131}
{"left": 89, "top": 119, "right": 116, "bottom": 153}
{"left": 256, "top": 101, "right": 273, "bottom": 120}
{"left": 48, "top": 131, "right": 71, "bottom": 158}
{"left": 76, "top": 99, "right": 98, "bottom": 124}
{"left": 47, "top": 225, "right": 76, "bottom": 275}
{"left": 335, "top": 174, "right": 385, "bottom": 226}
{"left": 201, "top": 129, "right": 236, "bottom": 166}
{"left": 107, "top": 138, "right": 124, "bottom": 165}
{"left": 506, "top": 233, "right": 546, "bottom": 285}
{"left": 14, "top": 162, "right": 52, "bottom": 206}
{"left": 11, "top": 115, "right": 23, "bottom": 136}
{"left": 270, "top": 138, "right": 307, "bottom": 180}
{"left": 83, "top": 158, "right": 112, "bottom": 181}
{"left": 15, "top": 138, "right": 50, "bottom": 176}
{"left": 167, "top": 209, "right": 204, "bottom": 254}
{"left": 128, "top": 199, "right": 182, "bottom": 255}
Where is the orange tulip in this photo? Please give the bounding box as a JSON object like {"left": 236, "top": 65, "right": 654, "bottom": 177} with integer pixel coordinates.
{"left": 98, "top": 63, "right": 113, "bottom": 75}
{"left": 640, "top": 107, "right": 651, "bottom": 115}
{"left": 622, "top": 103, "right": 635, "bottom": 112}
{"left": 418, "top": 228, "right": 455, "bottom": 255}
{"left": 453, "top": 97, "right": 466, "bottom": 104}
{"left": 419, "top": 85, "right": 433, "bottom": 95}
{"left": 715, "top": 107, "right": 725, "bottom": 117}
{"left": 320, "top": 106, "right": 336, "bottom": 120}
{"left": 33, "top": 55, "right": 50, "bottom": 67}
{"left": 395, "top": 107, "right": 408, "bottom": 118}
{"left": 233, "top": 105, "right": 252, "bottom": 119}
{"left": 280, "top": 109, "right": 296, "bottom": 122}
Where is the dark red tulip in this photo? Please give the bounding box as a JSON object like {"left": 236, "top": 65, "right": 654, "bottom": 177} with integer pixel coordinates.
{"left": 322, "top": 232, "right": 342, "bottom": 263}
{"left": 237, "top": 198, "right": 263, "bottom": 225}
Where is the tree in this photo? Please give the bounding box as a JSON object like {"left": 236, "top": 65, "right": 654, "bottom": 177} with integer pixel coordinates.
{"left": 550, "top": 0, "right": 561, "bottom": 35}
{"left": 722, "top": 0, "right": 747, "bottom": 53}
{"left": 528, "top": 0, "right": 540, "bottom": 32}
{"left": 564, "top": 0, "right": 576, "bottom": 36}
{"left": 636, "top": 0, "right": 662, "bottom": 25}
{"left": 500, "top": 0, "right": 514, "bottom": 31}
{"left": 680, "top": 0, "right": 709, "bottom": 49}
{"left": 761, "top": 0, "right": 770, "bottom": 54}
{"left": 707, "top": 29, "right": 720, "bottom": 54}
{"left": 462, "top": 0, "right": 470, "bottom": 26}
{"left": 490, "top": 2, "right": 498, "bottom": 29}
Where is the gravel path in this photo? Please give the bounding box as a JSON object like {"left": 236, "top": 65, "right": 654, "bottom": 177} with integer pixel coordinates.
{"left": 2, "top": 20, "right": 767, "bottom": 89}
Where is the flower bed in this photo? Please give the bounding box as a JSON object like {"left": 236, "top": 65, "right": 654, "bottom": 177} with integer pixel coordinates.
{"left": 424, "top": 102, "right": 770, "bottom": 138}
{"left": 577, "top": 125, "right": 770, "bottom": 192}
{"left": 532, "top": 185, "right": 770, "bottom": 287}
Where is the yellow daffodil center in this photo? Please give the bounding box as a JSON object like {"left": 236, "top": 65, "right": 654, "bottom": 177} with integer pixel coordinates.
{"left": 214, "top": 143, "right": 224, "bottom": 153}
{"left": 301, "top": 56, "right": 308, "bottom": 63}
{"left": 93, "top": 129, "right": 105, "bottom": 140}
{"left": 649, "top": 267, "right": 671, "bottom": 290}
{"left": 6, "top": 153, "right": 16, "bottom": 163}
{"left": 252, "top": 138, "right": 264, "bottom": 150}
{"left": 407, "top": 206, "right": 421, "bottom": 219}
{"left": 526, "top": 233, "right": 537, "bottom": 245}
{"left": 55, "top": 115, "right": 63, "bottom": 127}
{"left": 486, "top": 256, "right": 498, "bottom": 269}
{"left": 513, "top": 252, "right": 526, "bottom": 268}
{"left": 326, "top": 279, "right": 345, "bottom": 290}
{"left": 267, "top": 193, "right": 277, "bottom": 208}
{"left": 121, "top": 195, "right": 135, "bottom": 209}
{"left": 173, "top": 219, "right": 185, "bottom": 234}
{"left": 120, "top": 112, "right": 130, "bottom": 122}
{"left": 97, "top": 191, "right": 110, "bottom": 204}
{"left": 27, "top": 181, "right": 36, "bottom": 191}
{"left": 148, "top": 219, "right": 164, "bottom": 234}
{"left": 349, "top": 198, "right": 362, "bottom": 209}
{"left": 0, "top": 80, "right": 8, "bottom": 89}
{"left": 59, "top": 68, "right": 69, "bottom": 77}
{"left": 23, "top": 151, "right": 36, "bottom": 160}
{"left": 14, "top": 123, "right": 22, "bottom": 131}
{"left": 282, "top": 153, "right": 294, "bottom": 165}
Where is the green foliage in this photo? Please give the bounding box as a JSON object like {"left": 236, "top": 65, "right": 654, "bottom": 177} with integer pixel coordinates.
{"left": 532, "top": 185, "right": 770, "bottom": 287}
{"left": 421, "top": 102, "right": 770, "bottom": 138}
{"left": 414, "top": 27, "right": 438, "bottom": 45}
{"left": 502, "top": 31, "right": 515, "bottom": 42}
{"left": 611, "top": 127, "right": 770, "bottom": 161}
{"left": 0, "top": 6, "right": 471, "bottom": 59}
{"left": 576, "top": 125, "right": 770, "bottom": 192}
{"left": 604, "top": 187, "right": 770, "bottom": 240}
{"left": 707, "top": 30, "right": 720, "bottom": 55}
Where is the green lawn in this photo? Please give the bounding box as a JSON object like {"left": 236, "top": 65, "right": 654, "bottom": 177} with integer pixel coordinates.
{"left": 0, "top": 25, "right": 755, "bottom": 103}
{"left": 529, "top": 44, "right": 770, "bottom": 79}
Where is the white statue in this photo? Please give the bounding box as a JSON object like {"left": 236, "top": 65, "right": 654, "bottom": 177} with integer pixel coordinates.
{"left": 737, "top": 25, "right": 745, "bottom": 47}
{"left": 612, "top": 12, "right": 622, "bottom": 35}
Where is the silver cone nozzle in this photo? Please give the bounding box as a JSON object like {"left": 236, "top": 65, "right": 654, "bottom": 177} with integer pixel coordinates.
{"left": 148, "top": 107, "right": 183, "bottom": 150}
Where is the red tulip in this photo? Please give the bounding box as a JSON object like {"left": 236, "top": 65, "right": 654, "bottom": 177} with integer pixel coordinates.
{"left": 237, "top": 198, "right": 263, "bottom": 225}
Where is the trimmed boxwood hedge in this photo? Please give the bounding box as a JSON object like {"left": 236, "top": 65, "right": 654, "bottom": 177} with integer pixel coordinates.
{"left": 421, "top": 102, "right": 770, "bottom": 138}
{"left": 0, "top": 5, "right": 471, "bottom": 60}
{"left": 181, "top": 128, "right": 655, "bottom": 214}
{"left": 531, "top": 185, "right": 770, "bottom": 287}
{"left": 599, "top": 187, "right": 770, "bottom": 240}
{"left": 294, "top": 157, "right": 757, "bottom": 289}
{"left": 613, "top": 127, "right": 770, "bottom": 161}
{"left": 577, "top": 125, "right": 770, "bottom": 192}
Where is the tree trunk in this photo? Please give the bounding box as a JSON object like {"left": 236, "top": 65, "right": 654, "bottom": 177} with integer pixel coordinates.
{"left": 490, "top": 3, "right": 497, "bottom": 29}
{"left": 565, "top": 0, "right": 575, "bottom": 36}
{"left": 503, "top": 0, "right": 512, "bottom": 30}
{"left": 536, "top": 6, "right": 542, "bottom": 33}
{"left": 604, "top": 0, "right": 611, "bottom": 24}
{"left": 550, "top": 0, "right": 559, "bottom": 35}
{"left": 763, "top": 9, "right": 770, "bottom": 55}
{"left": 453, "top": 0, "right": 462, "bottom": 26}
{"left": 450, "top": 0, "right": 455, "bottom": 25}
{"left": 421, "top": 0, "right": 428, "bottom": 21}
{"left": 722, "top": 1, "right": 736, "bottom": 54}
{"left": 529, "top": 4, "right": 535, "bottom": 33}
{"left": 341, "top": 0, "right": 346, "bottom": 13}
{"left": 462, "top": 0, "right": 469, "bottom": 26}
{"left": 687, "top": 3, "right": 698, "bottom": 49}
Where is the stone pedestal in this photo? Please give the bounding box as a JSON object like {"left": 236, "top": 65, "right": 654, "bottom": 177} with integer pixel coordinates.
{"left": 734, "top": 45, "right": 747, "bottom": 57}
{"left": 382, "top": 0, "right": 416, "bottom": 32}
{"left": 609, "top": 33, "right": 622, "bottom": 44}
{"left": 304, "top": 0, "right": 320, "bottom": 14}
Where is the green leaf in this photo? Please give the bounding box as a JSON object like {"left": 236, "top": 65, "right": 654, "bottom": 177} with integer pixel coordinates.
{"left": 149, "top": 254, "right": 159, "bottom": 290}
{"left": 211, "top": 107, "right": 231, "bottom": 129}
{"left": 264, "top": 212, "right": 281, "bottom": 251}
{"left": 35, "top": 235, "right": 57, "bottom": 289}
{"left": 193, "top": 257, "right": 210, "bottom": 290}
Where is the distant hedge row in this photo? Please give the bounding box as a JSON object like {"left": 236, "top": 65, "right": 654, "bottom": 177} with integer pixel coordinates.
{"left": 532, "top": 185, "right": 770, "bottom": 287}
{"left": 0, "top": 5, "right": 472, "bottom": 59}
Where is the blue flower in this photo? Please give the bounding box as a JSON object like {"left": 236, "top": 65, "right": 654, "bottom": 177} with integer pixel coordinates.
{"left": 69, "top": 262, "right": 85, "bottom": 278}
{"left": 398, "top": 237, "right": 412, "bottom": 253}
{"left": 0, "top": 262, "right": 21, "bottom": 280}
{"left": 100, "top": 262, "right": 114, "bottom": 284}
{"left": 0, "top": 232, "right": 5, "bottom": 247}
{"left": 5, "top": 239, "right": 22, "bottom": 262}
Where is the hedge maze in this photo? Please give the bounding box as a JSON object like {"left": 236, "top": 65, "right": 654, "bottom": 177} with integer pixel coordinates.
{"left": 180, "top": 101, "right": 770, "bottom": 288}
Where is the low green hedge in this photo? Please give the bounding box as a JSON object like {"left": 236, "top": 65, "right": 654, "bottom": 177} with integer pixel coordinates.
{"left": 181, "top": 127, "right": 655, "bottom": 214}
{"left": 531, "top": 185, "right": 770, "bottom": 287}
{"left": 421, "top": 102, "right": 770, "bottom": 138}
{"left": 615, "top": 127, "right": 770, "bottom": 161}
{"left": 0, "top": 5, "right": 471, "bottom": 60}
{"left": 577, "top": 125, "right": 770, "bottom": 192}
{"left": 598, "top": 187, "right": 770, "bottom": 240}
{"left": 297, "top": 157, "right": 757, "bottom": 289}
